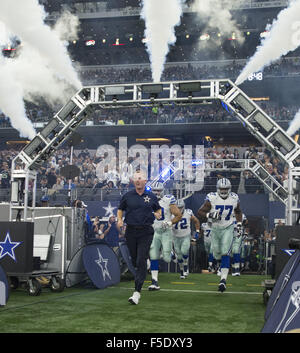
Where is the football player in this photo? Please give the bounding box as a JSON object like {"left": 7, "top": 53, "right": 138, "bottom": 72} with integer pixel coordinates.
{"left": 201, "top": 221, "right": 216, "bottom": 272}
{"left": 172, "top": 199, "right": 200, "bottom": 279}
{"left": 231, "top": 213, "right": 248, "bottom": 276}
{"left": 240, "top": 228, "right": 252, "bottom": 271}
{"left": 197, "top": 178, "right": 243, "bottom": 292}
{"left": 148, "top": 182, "right": 182, "bottom": 290}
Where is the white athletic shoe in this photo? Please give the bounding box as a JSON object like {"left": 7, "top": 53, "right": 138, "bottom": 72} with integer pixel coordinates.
{"left": 128, "top": 291, "right": 141, "bottom": 305}
{"left": 232, "top": 267, "right": 241, "bottom": 276}
{"left": 148, "top": 279, "right": 160, "bottom": 291}
{"left": 232, "top": 271, "right": 241, "bottom": 277}
{"left": 180, "top": 270, "right": 186, "bottom": 279}
{"left": 218, "top": 279, "right": 226, "bottom": 292}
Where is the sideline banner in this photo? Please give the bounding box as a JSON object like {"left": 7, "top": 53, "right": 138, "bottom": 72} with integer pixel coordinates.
{"left": 0, "top": 222, "right": 34, "bottom": 273}
{"left": 265, "top": 250, "right": 300, "bottom": 321}
{"left": 82, "top": 243, "right": 120, "bottom": 289}
{"left": 262, "top": 250, "right": 300, "bottom": 333}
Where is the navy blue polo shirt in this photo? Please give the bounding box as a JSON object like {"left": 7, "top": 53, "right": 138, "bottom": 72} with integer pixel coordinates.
{"left": 118, "top": 189, "right": 161, "bottom": 226}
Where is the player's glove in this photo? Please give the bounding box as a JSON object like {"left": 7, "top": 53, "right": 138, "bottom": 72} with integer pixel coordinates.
{"left": 162, "top": 220, "right": 172, "bottom": 229}
{"left": 206, "top": 211, "right": 221, "bottom": 221}
{"left": 236, "top": 222, "right": 243, "bottom": 238}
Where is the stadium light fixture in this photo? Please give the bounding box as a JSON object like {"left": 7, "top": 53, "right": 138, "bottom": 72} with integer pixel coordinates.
{"left": 249, "top": 111, "right": 275, "bottom": 134}
{"left": 23, "top": 136, "right": 45, "bottom": 159}
{"left": 40, "top": 119, "right": 60, "bottom": 139}
{"left": 179, "top": 82, "right": 201, "bottom": 92}
{"left": 141, "top": 84, "right": 163, "bottom": 94}
{"left": 58, "top": 101, "right": 78, "bottom": 121}
{"left": 271, "top": 131, "right": 296, "bottom": 155}
{"left": 104, "top": 86, "right": 125, "bottom": 95}
{"left": 231, "top": 93, "right": 256, "bottom": 115}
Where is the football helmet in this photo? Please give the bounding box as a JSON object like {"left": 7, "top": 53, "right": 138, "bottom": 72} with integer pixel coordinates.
{"left": 217, "top": 178, "right": 231, "bottom": 199}
{"left": 176, "top": 199, "right": 185, "bottom": 214}
{"left": 151, "top": 181, "right": 164, "bottom": 199}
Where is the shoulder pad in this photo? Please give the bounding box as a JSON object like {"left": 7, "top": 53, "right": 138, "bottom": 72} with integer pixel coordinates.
{"left": 230, "top": 192, "right": 239, "bottom": 199}
{"left": 205, "top": 192, "right": 216, "bottom": 201}
{"left": 186, "top": 209, "right": 194, "bottom": 216}
{"left": 164, "top": 195, "right": 176, "bottom": 204}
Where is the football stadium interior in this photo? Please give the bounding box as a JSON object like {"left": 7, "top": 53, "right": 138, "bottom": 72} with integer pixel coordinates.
{"left": 1, "top": 0, "right": 300, "bottom": 336}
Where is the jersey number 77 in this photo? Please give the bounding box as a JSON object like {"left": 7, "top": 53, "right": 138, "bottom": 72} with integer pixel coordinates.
{"left": 215, "top": 205, "right": 233, "bottom": 220}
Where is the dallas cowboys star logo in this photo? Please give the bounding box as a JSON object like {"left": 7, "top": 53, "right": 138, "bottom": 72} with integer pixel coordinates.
{"left": 0, "top": 232, "right": 22, "bottom": 262}
{"left": 144, "top": 196, "right": 151, "bottom": 203}
{"left": 102, "top": 202, "right": 117, "bottom": 216}
{"left": 95, "top": 248, "right": 111, "bottom": 281}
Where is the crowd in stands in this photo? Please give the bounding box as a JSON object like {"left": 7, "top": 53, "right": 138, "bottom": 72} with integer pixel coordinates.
{"left": 0, "top": 97, "right": 299, "bottom": 130}
{"left": 0, "top": 143, "right": 296, "bottom": 201}
{"left": 90, "top": 101, "right": 299, "bottom": 127}
{"left": 79, "top": 57, "right": 300, "bottom": 86}
{"left": 0, "top": 57, "right": 299, "bottom": 129}
{"left": 0, "top": 100, "right": 298, "bottom": 129}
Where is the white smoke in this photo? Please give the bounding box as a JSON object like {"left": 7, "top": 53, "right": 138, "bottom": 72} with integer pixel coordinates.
{"left": 0, "top": 0, "right": 81, "bottom": 89}
{"left": 287, "top": 109, "right": 300, "bottom": 136}
{"left": 0, "top": 56, "right": 37, "bottom": 139}
{"left": 235, "top": 0, "right": 300, "bottom": 86}
{"left": 192, "top": 0, "right": 245, "bottom": 44}
{"left": 54, "top": 10, "right": 80, "bottom": 43}
{"left": 0, "top": 0, "right": 81, "bottom": 140}
{"left": 141, "top": 0, "right": 184, "bottom": 82}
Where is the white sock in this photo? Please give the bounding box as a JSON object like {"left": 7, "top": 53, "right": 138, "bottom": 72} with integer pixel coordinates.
{"left": 151, "top": 270, "right": 158, "bottom": 282}
{"left": 221, "top": 268, "right": 229, "bottom": 281}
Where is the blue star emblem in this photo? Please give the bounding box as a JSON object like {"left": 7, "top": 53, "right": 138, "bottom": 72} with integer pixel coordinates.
{"left": 95, "top": 248, "right": 111, "bottom": 281}
{"left": 0, "top": 232, "right": 22, "bottom": 262}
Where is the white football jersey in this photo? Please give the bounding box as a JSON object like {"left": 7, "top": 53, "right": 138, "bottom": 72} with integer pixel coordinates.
{"left": 201, "top": 222, "right": 212, "bottom": 244}
{"left": 153, "top": 194, "right": 176, "bottom": 232}
{"left": 233, "top": 213, "right": 247, "bottom": 235}
{"left": 205, "top": 191, "right": 239, "bottom": 229}
{"left": 172, "top": 209, "right": 194, "bottom": 238}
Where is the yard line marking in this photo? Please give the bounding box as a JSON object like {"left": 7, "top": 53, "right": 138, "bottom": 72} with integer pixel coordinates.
{"left": 117, "top": 286, "right": 262, "bottom": 295}
{"left": 246, "top": 284, "right": 263, "bottom": 287}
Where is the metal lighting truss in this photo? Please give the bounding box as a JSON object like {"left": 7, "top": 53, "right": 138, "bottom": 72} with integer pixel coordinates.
{"left": 149, "top": 158, "right": 288, "bottom": 203}
{"left": 10, "top": 79, "right": 300, "bottom": 223}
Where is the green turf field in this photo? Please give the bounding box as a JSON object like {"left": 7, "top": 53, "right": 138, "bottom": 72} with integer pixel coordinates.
{"left": 0, "top": 272, "right": 269, "bottom": 333}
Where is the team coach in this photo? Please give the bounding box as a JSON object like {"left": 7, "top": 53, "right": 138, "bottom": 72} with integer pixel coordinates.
{"left": 117, "top": 170, "right": 162, "bottom": 305}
